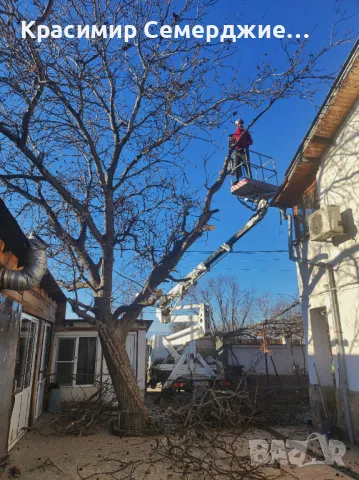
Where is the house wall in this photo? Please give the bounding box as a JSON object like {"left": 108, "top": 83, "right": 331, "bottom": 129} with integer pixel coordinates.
{"left": 1, "top": 240, "right": 66, "bottom": 451}
{"left": 53, "top": 325, "right": 149, "bottom": 402}
{"left": 295, "top": 98, "right": 359, "bottom": 441}
{"left": 0, "top": 240, "right": 59, "bottom": 324}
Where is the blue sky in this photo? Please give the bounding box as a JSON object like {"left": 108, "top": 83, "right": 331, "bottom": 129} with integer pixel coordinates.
{"left": 12, "top": 0, "right": 355, "bottom": 332}
{"left": 146, "top": 0, "right": 358, "bottom": 335}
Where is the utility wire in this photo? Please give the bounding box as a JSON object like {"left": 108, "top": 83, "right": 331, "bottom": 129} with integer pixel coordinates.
{"left": 225, "top": 268, "right": 292, "bottom": 272}
{"left": 185, "top": 250, "right": 288, "bottom": 254}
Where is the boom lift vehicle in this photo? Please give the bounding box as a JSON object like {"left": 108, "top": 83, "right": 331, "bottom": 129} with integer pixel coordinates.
{"left": 149, "top": 149, "right": 279, "bottom": 395}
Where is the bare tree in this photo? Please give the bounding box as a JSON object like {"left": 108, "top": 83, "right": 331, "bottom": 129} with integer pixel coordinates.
{"left": 188, "top": 275, "right": 257, "bottom": 334}
{"left": 0, "top": 0, "right": 351, "bottom": 429}
{"left": 218, "top": 293, "right": 303, "bottom": 347}
{"left": 188, "top": 276, "right": 302, "bottom": 339}
{"left": 256, "top": 293, "right": 303, "bottom": 342}
{"left": 168, "top": 275, "right": 257, "bottom": 357}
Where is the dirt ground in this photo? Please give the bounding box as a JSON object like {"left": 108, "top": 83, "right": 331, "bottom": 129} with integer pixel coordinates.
{"left": 3, "top": 390, "right": 359, "bottom": 480}
{"left": 4, "top": 418, "right": 359, "bottom": 479}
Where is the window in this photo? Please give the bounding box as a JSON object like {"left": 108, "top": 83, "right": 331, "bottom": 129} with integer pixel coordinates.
{"left": 293, "top": 181, "right": 320, "bottom": 240}
{"left": 55, "top": 338, "right": 76, "bottom": 385}
{"left": 55, "top": 337, "right": 97, "bottom": 386}
{"left": 76, "top": 338, "right": 97, "bottom": 385}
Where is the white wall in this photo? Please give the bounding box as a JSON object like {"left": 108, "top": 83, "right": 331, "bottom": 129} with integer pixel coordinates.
{"left": 227, "top": 343, "right": 306, "bottom": 375}
{"left": 296, "top": 98, "right": 359, "bottom": 392}
{"left": 136, "top": 330, "right": 147, "bottom": 396}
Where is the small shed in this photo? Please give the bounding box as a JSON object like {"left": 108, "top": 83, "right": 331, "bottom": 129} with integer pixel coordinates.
{"left": 53, "top": 319, "right": 153, "bottom": 402}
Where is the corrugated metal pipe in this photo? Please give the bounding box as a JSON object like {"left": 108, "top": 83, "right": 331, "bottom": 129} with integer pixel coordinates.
{"left": 0, "top": 233, "right": 48, "bottom": 291}
{"left": 281, "top": 209, "right": 354, "bottom": 444}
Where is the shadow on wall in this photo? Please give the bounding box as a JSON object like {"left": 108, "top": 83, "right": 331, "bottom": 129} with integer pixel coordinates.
{"left": 333, "top": 208, "right": 357, "bottom": 246}
{"left": 297, "top": 122, "right": 359, "bottom": 296}
{"left": 294, "top": 117, "right": 359, "bottom": 438}
{"left": 297, "top": 120, "right": 359, "bottom": 353}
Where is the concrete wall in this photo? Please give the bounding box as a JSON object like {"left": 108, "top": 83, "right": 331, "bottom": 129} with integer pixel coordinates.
{"left": 226, "top": 343, "right": 307, "bottom": 375}
{"left": 295, "top": 98, "right": 359, "bottom": 440}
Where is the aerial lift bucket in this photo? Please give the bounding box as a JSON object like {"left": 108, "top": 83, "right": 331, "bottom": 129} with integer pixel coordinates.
{"left": 228, "top": 137, "right": 279, "bottom": 201}
{"left": 231, "top": 177, "right": 278, "bottom": 199}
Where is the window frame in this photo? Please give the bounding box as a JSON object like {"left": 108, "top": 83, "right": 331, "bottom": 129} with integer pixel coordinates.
{"left": 54, "top": 337, "right": 77, "bottom": 386}
{"left": 76, "top": 337, "right": 98, "bottom": 386}
{"left": 14, "top": 317, "right": 38, "bottom": 394}
{"left": 293, "top": 180, "right": 320, "bottom": 242}
{"left": 54, "top": 334, "right": 100, "bottom": 387}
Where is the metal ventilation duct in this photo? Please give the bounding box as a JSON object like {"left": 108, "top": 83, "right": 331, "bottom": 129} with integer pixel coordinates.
{"left": 0, "top": 234, "right": 48, "bottom": 291}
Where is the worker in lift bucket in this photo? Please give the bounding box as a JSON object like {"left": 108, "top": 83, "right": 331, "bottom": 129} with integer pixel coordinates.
{"left": 230, "top": 119, "right": 253, "bottom": 182}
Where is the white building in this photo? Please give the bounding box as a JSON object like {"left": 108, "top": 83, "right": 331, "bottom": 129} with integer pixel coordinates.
{"left": 52, "top": 319, "right": 152, "bottom": 402}
{"left": 273, "top": 41, "right": 359, "bottom": 443}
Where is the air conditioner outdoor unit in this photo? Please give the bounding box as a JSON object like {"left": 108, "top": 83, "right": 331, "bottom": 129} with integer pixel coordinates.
{"left": 308, "top": 205, "right": 343, "bottom": 241}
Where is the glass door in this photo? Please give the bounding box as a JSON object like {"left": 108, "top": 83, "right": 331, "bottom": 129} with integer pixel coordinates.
{"left": 8, "top": 316, "right": 38, "bottom": 450}
{"left": 34, "top": 322, "right": 51, "bottom": 420}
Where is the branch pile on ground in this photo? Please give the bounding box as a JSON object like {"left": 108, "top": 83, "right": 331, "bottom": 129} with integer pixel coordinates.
{"left": 151, "top": 428, "right": 277, "bottom": 480}
{"left": 75, "top": 429, "right": 280, "bottom": 480}
{"left": 160, "top": 382, "right": 310, "bottom": 433}
{"left": 28, "top": 377, "right": 117, "bottom": 437}
{"left": 57, "top": 377, "right": 117, "bottom": 436}
{"left": 165, "top": 386, "right": 254, "bottom": 430}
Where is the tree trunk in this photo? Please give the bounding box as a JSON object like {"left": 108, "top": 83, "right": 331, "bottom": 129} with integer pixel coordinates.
{"left": 98, "top": 323, "right": 153, "bottom": 431}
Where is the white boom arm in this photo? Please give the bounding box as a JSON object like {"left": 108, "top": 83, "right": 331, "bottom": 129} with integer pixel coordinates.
{"left": 161, "top": 304, "right": 209, "bottom": 361}
{"left": 154, "top": 200, "right": 269, "bottom": 365}
{"left": 157, "top": 199, "right": 269, "bottom": 323}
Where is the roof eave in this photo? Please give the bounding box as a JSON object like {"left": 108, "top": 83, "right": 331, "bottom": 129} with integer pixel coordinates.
{"left": 272, "top": 39, "right": 359, "bottom": 207}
